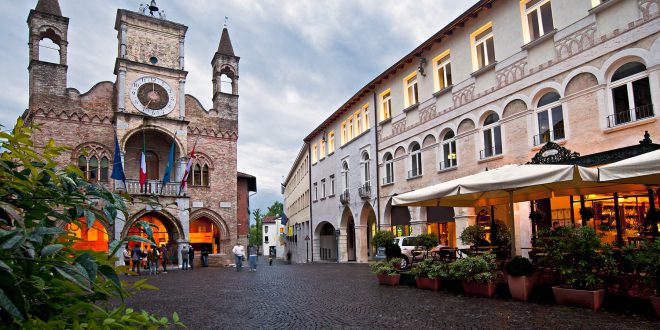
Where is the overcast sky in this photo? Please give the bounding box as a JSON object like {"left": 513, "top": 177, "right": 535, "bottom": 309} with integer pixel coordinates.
{"left": 0, "top": 0, "right": 474, "bottom": 220}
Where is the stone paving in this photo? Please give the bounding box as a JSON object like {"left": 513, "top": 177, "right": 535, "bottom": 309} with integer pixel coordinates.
{"left": 123, "top": 260, "right": 659, "bottom": 329}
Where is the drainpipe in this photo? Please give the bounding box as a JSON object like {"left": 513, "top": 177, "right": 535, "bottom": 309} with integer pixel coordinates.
{"left": 307, "top": 142, "right": 314, "bottom": 262}
{"left": 373, "top": 91, "right": 381, "bottom": 230}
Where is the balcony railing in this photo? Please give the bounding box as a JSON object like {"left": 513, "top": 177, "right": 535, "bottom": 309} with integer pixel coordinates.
{"left": 121, "top": 179, "right": 181, "bottom": 196}
{"left": 533, "top": 128, "right": 565, "bottom": 146}
{"left": 439, "top": 160, "right": 457, "bottom": 170}
{"left": 358, "top": 182, "right": 371, "bottom": 199}
{"left": 339, "top": 189, "right": 350, "bottom": 205}
{"left": 607, "top": 104, "right": 654, "bottom": 128}
{"left": 407, "top": 168, "right": 422, "bottom": 179}
{"left": 479, "top": 147, "right": 502, "bottom": 160}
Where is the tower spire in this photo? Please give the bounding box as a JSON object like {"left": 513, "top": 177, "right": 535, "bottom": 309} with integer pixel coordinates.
{"left": 217, "top": 26, "right": 235, "bottom": 56}
{"left": 35, "top": 0, "right": 62, "bottom": 16}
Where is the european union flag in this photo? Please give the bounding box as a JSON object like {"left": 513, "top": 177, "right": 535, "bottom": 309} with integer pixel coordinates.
{"left": 281, "top": 212, "right": 288, "bottom": 225}
{"left": 110, "top": 132, "right": 126, "bottom": 183}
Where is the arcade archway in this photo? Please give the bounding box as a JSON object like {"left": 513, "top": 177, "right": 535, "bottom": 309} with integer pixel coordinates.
{"left": 359, "top": 203, "right": 377, "bottom": 260}
{"left": 67, "top": 220, "right": 110, "bottom": 252}
{"left": 189, "top": 217, "right": 221, "bottom": 254}
{"left": 315, "top": 222, "right": 337, "bottom": 261}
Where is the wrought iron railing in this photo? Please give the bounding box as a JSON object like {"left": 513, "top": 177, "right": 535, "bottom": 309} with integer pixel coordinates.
{"left": 533, "top": 128, "right": 565, "bottom": 146}
{"left": 439, "top": 160, "right": 457, "bottom": 170}
{"left": 479, "top": 147, "right": 502, "bottom": 160}
{"left": 607, "top": 104, "right": 654, "bottom": 128}
{"left": 408, "top": 168, "right": 422, "bottom": 179}
{"left": 358, "top": 182, "right": 371, "bottom": 199}
{"left": 339, "top": 189, "right": 350, "bottom": 205}
{"left": 121, "top": 179, "right": 181, "bottom": 196}
{"left": 382, "top": 175, "right": 394, "bottom": 185}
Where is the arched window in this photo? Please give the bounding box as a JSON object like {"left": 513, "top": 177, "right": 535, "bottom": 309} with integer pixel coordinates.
{"left": 383, "top": 153, "right": 394, "bottom": 184}
{"left": 89, "top": 156, "right": 98, "bottom": 182}
{"left": 441, "top": 130, "right": 457, "bottom": 169}
{"left": 409, "top": 142, "right": 422, "bottom": 178}
{"left": 608, "top": 62, "right": 653, "bottom": 127}
{"left": 534, "top": 91, "right": 564, "bottom": 145}
{"left": 361, "top": 152, "right": 370, "bottom": 186}
{"left": 100, "top": 157, "right": 109, "bottom": 181}
{"left": 78, "top": 155, "right": 87, "bottom": 177}
{"left": 193, "top": 164, "right": 202, "bottom": 186}
{"left": 38, "top": 37, "right": 60, "bottom": 64}
{"left": 342, "top": 161, "right": 349, "bottom": 193}
{"left": 481, "top": 113, "right": 502, "bottom": 159}
{"left": 202, "top": 164, "right": 209, "bottom": 186}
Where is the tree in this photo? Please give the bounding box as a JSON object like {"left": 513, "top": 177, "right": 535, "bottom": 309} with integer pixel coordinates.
{"left": 248, "top": 208, "right": 263, "bottom": 247}
{"left": 266, "top": 201, "right": 283, "bottom": 217}
{"left": 0, "top": 120, "right": 184, "bottom": 328}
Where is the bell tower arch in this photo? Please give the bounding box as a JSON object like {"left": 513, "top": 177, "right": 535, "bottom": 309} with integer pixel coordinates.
{"left": 212, "top": 27, "right": 240, "bottom": 135}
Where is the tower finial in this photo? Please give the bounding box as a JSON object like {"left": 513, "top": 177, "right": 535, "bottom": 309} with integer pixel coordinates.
{"left": 224, "top": 16, "right": 229, "bottom": 28}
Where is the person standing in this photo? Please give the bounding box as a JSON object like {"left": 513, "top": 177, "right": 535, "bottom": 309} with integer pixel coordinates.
{"left": 201, "top": 246, "right": 209, "bottom": 267}
{"left": 248, "top": 245, "right": 257, "bottom": 272}
{"left": 160, "top": 244, "right": 168, "bottom": 273}
{"left": 146, "top": 246, "right": 157, "bottom": 275}
{"left": 131, "top": 244, "right": 142, "bottom": 275}
{"left": 181, "top": 245, "right": 189, "bottom": 270}
{"left": 232, "top": 242, "right": 244, "bottom": 271}
{"left": 188, "top": 245, "right": 195, "bottom": 270}
{"left": 122, "top": 244, "right": 131, "bottom": 275}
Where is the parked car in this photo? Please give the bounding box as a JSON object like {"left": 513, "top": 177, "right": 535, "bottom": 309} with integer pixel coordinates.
{"left": 393, "top": 236, "right": 418, "bottom": 269}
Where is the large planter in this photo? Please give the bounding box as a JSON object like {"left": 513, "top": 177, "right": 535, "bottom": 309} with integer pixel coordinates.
{"left": 377, "top": 274, "right": 400, "bottom": 286}
{"left": 552, "top": 286, "right": 605, "bottom": 311}
{"left": 651, "top": 296, "right": 660, "bottom": 318}
{"left": 508, "top": 274, "right": 536, "bottom": 302}
{"left": 416, "top": 277, "right": 442, "bottom": 291}
{"left": 462, "top": 281, "right": 496, "bottom": 297}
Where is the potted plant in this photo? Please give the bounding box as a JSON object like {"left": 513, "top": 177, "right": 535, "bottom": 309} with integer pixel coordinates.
{"left": 410, "top": 259, "right": 448, "bottom": 290}
{"left": 415, "top": 233, "right": 438, "bottom": 259}
{"left": 630, "top": 240, "right": 660, "bottom": 317}
{"left": 370, "top": 258, "right": 402, "bottom": 286}
{"left": 372, "top": 230, "right": 401, "bottom": 260}
{"left": 538, "top": 226, "right": 616, "bottom": 311}
{"left": 507, "top": 256, "right": 536, "bottom": 301}
{"left": 449, "top": 253, "right": 501, "bottom": 297}
{"left": 459, "top": 225, "right": 489, "bottom": 248}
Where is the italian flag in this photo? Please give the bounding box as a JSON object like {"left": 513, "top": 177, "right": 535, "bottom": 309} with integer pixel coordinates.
{"left": 180, "top": 144, "right": 196, "bottom": 192}
{"left": 139, "top": 146, "right": 147, "bottom": 190}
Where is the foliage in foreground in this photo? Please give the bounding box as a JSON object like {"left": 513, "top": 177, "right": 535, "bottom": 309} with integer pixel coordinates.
{"left": 0, "top": 120, "right": 185, "bottom": 328}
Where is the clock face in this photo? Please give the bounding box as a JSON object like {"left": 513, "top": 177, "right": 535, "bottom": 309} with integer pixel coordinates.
{"left": 129, "top": 76, "right": 176, "bottom": 117}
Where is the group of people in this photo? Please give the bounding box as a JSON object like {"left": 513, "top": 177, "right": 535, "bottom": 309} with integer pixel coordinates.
{"left": 123, "top": 243, "right": 169, "bottom": 275}
{"left": 231, "top": 243, "right": 268, "bottom": 272}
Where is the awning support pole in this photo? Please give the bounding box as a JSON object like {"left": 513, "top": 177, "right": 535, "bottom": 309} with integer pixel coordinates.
{"left": 509, "top": 190, "right": 516, "bottom": 257}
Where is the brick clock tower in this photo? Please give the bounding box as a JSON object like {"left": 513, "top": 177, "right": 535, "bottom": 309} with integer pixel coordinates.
{"left": 24, "top": 0, "right": 255, "bottom": 267}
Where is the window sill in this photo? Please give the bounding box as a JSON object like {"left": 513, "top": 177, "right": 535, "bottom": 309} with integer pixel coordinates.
{"left": 402, "top": 103, "right": 419, "bottom": 113}
{"left": 379, "top": 117, "right": 392, "bottom": 125}
{"left": 437, "top": 166, "right": 458, "bottom": 174}
{"left": 532, "top": 138, "right": 566, "bottom": 151}
{"left": 589, "top": 0, "right": 623, "bottom": 15}
{"left": 521, "top": 29, "right": 557, "bottom": 51}
{"left": 312, "top": 162, "right": 317, "bottom": 166}
{"left": 313, "top": 199, "right": 318, "bottom": 203}
{"left": 320, "top": 197, "right": 326, "bottom": 201}
{"left": 477, "top": 154, "right": 504, "bottom": 164}
{"left": 319, "top": 157, "right": 325, "bottom": 162}
{"left": 433, "top": 85, "right": 453, "bottom": 98}
{"left": 381, "top": 181, "right": 394, "bottom": 187}
{"left": 327, "top": 151, "right": 335, "bottom": 157}
{"left": 470, "top": 62, "right": 497, "bottom": 78}
{"left": 328, "top": 194, "right": 335, "bottom": 198}
{"left": 406, "top": 174, "right": 423, "bottom": 181}
{"left": 604, "top": 116, "right": 656, "bottom": 134}
{"left": 338, "top": 128, "right": 371, "bottom": 149}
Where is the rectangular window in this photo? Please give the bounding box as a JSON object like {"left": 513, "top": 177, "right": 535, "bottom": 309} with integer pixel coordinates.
{"left": 340, "top": 122, "right": 347, "bottom": 145}
{"left": 328, "top": 131, "right": 335, "bottom": 153}
{"left": 330, "top": 175, "right": 335, "bottom": 196}
{"left": 265, "top": 236, "right": 269, "bottom": 243}
{"left": 348, "top": 118, "right": 354, "bottom": 140}
{"left": 312, "top": 144, "right": 318, "bottom": 163}
{"left": 355, "top": 110, "right": 362, "bottom": 136}
{"left": 380, "top": 90, "right": 392, "bottom": 121}
{"left": 433, "top": 51, "right": 452, "bottom": 91}
{"left": 313, "top": 182, "right": 318, "bottom": 201}
{"left": 523, "top": 0, "right": 554, "bottom": 42}
{"left": 319, "top": 140, "right": 325, "bottom": 159}
{"left": 472, "top": 24, "right": 495, "bottom": 71}
{"left": 321, "top": 179, "right": 326, "bottom": 199}
{"left": 265, "top": 226, "right": 269, "bottom": 233}
{"left": 362, "top": 104, "right": 370, "bottom": 131}
{"left": 404, "top": 73, "right": 419, "bottom": 107}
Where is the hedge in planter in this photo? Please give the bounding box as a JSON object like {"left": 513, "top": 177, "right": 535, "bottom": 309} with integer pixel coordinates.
{"left": 372, "top": 230, "right": 401, "bottom": 260}
{"left": 537, "top": 226, "right": 617, "bottom": 310}
{"left": 449, "top": 253, "right": 501, "bottom": 297}
{"left": 507, "top": 256, "right": 536, "bottom": 301}
{"left": 410, "top": 259, "right": 448, "bottom": 291}
{"left": 371, "top": 258, "right": 402, "bottom": 286}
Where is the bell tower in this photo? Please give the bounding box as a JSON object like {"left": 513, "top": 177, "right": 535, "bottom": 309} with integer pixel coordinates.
{"left": 27, "top": 0, "right": 69, "bottom": 102}
{"left": 212, "top": 27, "right": 240, "bottom": 135}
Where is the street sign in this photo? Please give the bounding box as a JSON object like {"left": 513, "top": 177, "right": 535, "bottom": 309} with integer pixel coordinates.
{"left": 304, "top": 235, "right": 310, "bottom": 241}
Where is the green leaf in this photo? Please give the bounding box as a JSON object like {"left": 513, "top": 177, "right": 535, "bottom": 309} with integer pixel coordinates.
{"left": 35, "top": 227, "right": 68, "bottom": 236}
{"left": 0, "top": 202, "right": 24, "bottom": 229}
{"left": 0, "top": 288, "right": 23, "bottom": 320}
{"left": 84, "top": 209, "right": 96, "bottom": 230}
{"left": 41, "top": 244, "right": 64, "bottom": 257}
{"left": 54, "top": 264, "right": 92, "bottom": 292}
{"left": 76, "top": 253, "right": 98, "bottom": 283}
{"left": 2, "top": 233, "right": 23, "bottom": 250}
{"left": 124, "top": 235, "right": 155, "bottom": 247}
{"left": 172, "top": 312, "right": 179, "bottom": 322}
{"left": 0, "top": 260, "right": 12, "bottom": 274}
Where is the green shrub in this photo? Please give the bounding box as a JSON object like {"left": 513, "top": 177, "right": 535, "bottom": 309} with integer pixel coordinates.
{"left": 370, "top": 258, "right": 400, "bottom": 276}
{"left": 410, "top": 259, "right": 434, "bottom": 278}
{"left": 507, "top": 256, "right": 534, "bottom": 277}
{"left": 415, "top": 233, "right": 438, "bottom": 253}
{"left": 0, "top": 121, "right": 184, "bottom": 328}
{"left": 449, "top": 253, "right": 500, "bottom": 283}
{"left": 459, "top": 225, "right": 488, "bottom": 247}
{"left": 372, "top": 230, "right": 394, "bottom": 248}
{"left": 428, "top": 262, "right": 450, "bottom": 280}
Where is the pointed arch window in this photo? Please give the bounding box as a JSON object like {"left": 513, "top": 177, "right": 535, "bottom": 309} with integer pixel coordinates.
{"left": 608, "top": 62, "right": 653, "bottom": 127}
{"left": 202, "top": 165, "right": 209, "bottom": 186}
{"left": 89, "top": 157, "right": 98, "bottom": 182}
{"left": 481, "top": 113, "right": 502, "bottom": 159}
{"left": 193, "top": 164, "right": 202, "bottom": 186}
{"left": 441, "top": 131, "right": 457, "bottom": 169}
{"left": 100, "top": 157, "right": 109, "bottom": 181}
{"left": 78, "top": 153, "right": 110, "bottom": 183}
{"left": 78, "top": 155, "right": 87, "bottom": 177}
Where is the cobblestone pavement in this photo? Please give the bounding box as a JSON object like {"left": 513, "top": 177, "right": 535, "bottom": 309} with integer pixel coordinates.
{"left": 123, "top": 260, "right": 659, "bottom": 329}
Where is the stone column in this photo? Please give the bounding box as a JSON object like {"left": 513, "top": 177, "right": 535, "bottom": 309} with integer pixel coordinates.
{"left": 515, "top": 201, "right": 532, "bottom": 258}
{"left": 179, "top": 38, "right": 185, "bottom": 70}
{"left": 454, "top": 207, "right": 476, "bottom": 250}
{"left": 354, "top": 224, "right": 368, "bottom": 263}
{"left": 178, "top": 80, "right": 186, "bottom": 120}
{"left": 409, "top": 206, "right": 427, "bottom": 236}
{"left": 120, "top": 24, "right": 127, "bottom": 58}
{"left": 117, "top": 68, "right": 126, "bottom": 112}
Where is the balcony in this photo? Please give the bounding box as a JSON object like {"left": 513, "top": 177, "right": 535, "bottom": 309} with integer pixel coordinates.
{"left": 533, "top": 128, "right": 565, "bottom": 146}
{"left": 339, "top": 189, "right": 350, "bottom": 205}
{"left": 607, "top": 104, "right": 654, "bottom": 128}
{"left": 439, "top": 160, "right": 457, "bottom": 171}
{"left": 358, "top": 182, "right": 371, "bottom": 199}
{"left": 121, "top": 179, "right": 181, "bottom": 197}
{"left": 382, "top": 176, "right": 394, "bottom": 185}
{"left": 407, "top": 168, "right": 422, "bottom": 179}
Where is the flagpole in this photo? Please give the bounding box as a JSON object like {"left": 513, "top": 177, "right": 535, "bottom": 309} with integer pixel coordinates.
{"left": 179, "top": 135, "right": 200, "bottom": 196}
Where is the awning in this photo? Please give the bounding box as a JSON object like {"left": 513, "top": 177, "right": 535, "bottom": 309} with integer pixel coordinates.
{"left": 595, "top": 149, "right": 660, "bottom": 185}
{"left": 427, "top": 206, "right": 455, "bottom": 223}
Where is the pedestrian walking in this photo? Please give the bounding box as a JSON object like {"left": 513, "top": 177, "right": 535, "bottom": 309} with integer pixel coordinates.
{"left": 122, "top": 244, "right": 131, "bottom": 275}
{"left": 160, "top": 244, "right": 168, "bottom": 273}
{"left": 232, "top": 242, "right": 244, "bottom": 271}
{"left": 201, "top": 246, "right": 209, "bottom": 267}
{"left": 147, "top": 246, "right": 158, "bottom": 275}
{"left": 188, "top": 245, "right": 195, "bottom": 270}
{"left": 181, "top": 245, "right": 189, "bottom": 270}
{"left": 131, "top": 244, "right": 142, "bottom": 275}
{"left": 248, "top": 245, "right": 257, "bottom": 272}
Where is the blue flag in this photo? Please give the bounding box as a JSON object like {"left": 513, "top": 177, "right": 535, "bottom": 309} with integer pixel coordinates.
{"left": 162, "top": 141, "right": 175, "bottom": 185}
{"left": 281, "top": 212, "right": 288, "bottom": 226}
{"left": 110, "top": 132, "right": 126, "bottom": 182}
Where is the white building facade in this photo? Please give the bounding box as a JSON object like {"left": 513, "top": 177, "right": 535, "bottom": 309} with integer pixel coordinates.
{"left": 282, "top": 145, "right": 312, "bottom": 263}
{"left": 262, "top": 217, "right": 286, "bottom": 259}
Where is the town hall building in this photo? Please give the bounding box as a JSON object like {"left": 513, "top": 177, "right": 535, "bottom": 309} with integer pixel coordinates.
{"left": 23, "top": 0, "right": 256, "bottom": 267}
